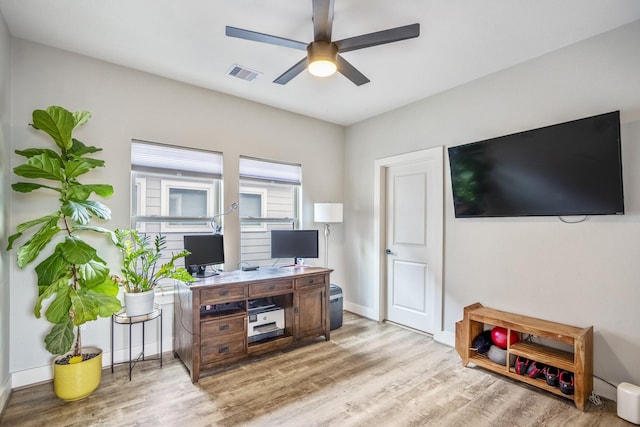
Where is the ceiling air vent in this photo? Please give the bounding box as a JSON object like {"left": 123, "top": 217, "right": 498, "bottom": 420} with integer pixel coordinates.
{"left": 227, "top": 64, "right": 260, "bottom": 82}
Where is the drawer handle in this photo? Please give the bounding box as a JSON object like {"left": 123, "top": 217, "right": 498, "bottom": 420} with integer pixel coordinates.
{"left": 308, "top": 279, "right": 314, "bottom": 284}
{"left": 218, "top": 346, "right": 229, "bottom": 354}
{"left": 268, "top": 284, "right": 276, "bottom": 290}
{"left": 219, "top": 289, "right": 229, "bottom": 296}
{"left": 219, "top": 324, "right": 229, "bottom": 331}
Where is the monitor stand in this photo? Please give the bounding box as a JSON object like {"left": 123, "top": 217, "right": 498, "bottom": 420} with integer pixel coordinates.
{"left": 280, "top": 258, "right": 311, "bottom": 268}
{"left": 193, "top": 265, "right": 219, "bottom": 278}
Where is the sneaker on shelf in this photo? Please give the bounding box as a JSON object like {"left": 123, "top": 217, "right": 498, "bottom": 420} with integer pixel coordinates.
{"left": 515, "top": 356, "right": 531, "bottom": 375}
{"left": 544, "top": 366, "right": 559, "bottom": 386}
{"left": 559, "top": 371, "right": 575, "bottom": 395}
{"left": 527, "top": 361, "right": 547, "bottom": 379}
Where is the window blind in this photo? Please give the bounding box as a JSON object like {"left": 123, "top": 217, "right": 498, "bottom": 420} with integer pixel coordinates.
{"left": 132, "top": 140, "right": 222, "bottom": 178}
{"left": 239, "top": 156, "right": 301, "bottom": 185}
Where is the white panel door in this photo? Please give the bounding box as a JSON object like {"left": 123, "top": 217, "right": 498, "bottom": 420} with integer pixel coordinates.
{"left": 385, "top": 152, "right": 442, "bottom": 333}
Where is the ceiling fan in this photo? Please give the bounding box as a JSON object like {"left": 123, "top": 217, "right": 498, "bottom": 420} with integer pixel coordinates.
{"left": 225, "top": 0, "right": 420, "bottom": 86}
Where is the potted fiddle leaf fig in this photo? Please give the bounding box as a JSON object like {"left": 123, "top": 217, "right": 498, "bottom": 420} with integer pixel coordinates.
{"left": 6, "top": 105, "right": 122, "bottom": 401}
{"left": 114, "top": 228, "right": 195, "bottom": 317}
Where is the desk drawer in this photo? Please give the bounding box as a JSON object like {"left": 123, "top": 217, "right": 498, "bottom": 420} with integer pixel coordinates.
{"left": 201, "top": 332, "right": 246, "bottom": 363}
{"left": 200, "top": 284, "right": 247, "bottom": 304}
{"left": 295, "top": 274, "right": 327, "bottom": 288}
{"left": 249, "top": 280, "right": 294, "bottom": 297}
{"left": 201, "top": 315, "right": 246, "bottom": 337}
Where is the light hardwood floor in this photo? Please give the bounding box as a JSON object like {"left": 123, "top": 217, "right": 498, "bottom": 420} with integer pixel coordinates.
{"left": 1, "top": 312, "right": 628, "bottom": 427}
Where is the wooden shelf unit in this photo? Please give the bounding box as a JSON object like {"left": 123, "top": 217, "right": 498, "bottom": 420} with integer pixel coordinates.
{"left": 455, "top": 302, "right": 593, "bottom": 411}
{"left": 174, "top": 267, "right": 331, "bottom": 382}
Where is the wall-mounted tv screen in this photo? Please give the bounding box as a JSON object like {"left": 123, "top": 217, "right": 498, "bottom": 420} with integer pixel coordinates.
{"left": 184, "top": 234, "right": 225, "bottom": 277}
{"left": 270, "top": 230, "right": 319, "bottom": 265}
{"left": 448, "top": 111, "right": 624, "bottom": 218}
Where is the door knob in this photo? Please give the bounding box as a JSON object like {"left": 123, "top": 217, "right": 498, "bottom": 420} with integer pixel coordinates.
{"left": 385, "top": 249, "right": 396, "bottom": 255}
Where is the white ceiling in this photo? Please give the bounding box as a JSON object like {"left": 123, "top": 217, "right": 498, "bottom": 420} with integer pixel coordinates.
{"left": 1, "top": 0, "right": 640, "bottom": 126}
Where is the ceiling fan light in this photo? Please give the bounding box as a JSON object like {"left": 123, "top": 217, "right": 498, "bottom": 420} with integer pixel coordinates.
{"left": 309, "top": 59, "right": 337, "bottom": 77}
{"left": 307, "top": 41, "right": 338, "bottom": 77}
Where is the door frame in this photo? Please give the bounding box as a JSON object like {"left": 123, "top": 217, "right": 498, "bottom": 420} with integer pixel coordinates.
{"left": 373, "top": 147, "right": 443, "bottom": 333}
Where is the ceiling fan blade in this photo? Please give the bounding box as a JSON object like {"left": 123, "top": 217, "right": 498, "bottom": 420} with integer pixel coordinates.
{"left": 274, "top": 57, "right": 309, "bottom": 85}
{"left": 336, "top": 55, "right": 370, "bottom": 86}
{"left": 226, "top": 26, "right": 307, "bottom": 51}
{"left": 312, "top": 0, "right": 334, "bottom": 41}
{"left": 335, "top": 23, "right": 420, "bottom": 53}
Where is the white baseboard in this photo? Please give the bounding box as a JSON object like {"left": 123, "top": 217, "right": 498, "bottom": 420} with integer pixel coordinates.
{"left": 11, "top": 364, "right": 51, "bottom": 389}
{"left": 433, "top": 330, "right": 455, "bottom": 348}
{"left": 11, "top": 341, "right": 171, "bottom": 389}
{"left": 0, "top": 373, "right": 11, "bottom": 414}
{"left": 343, "top": 301, "right": 456, "bottom": 349}
{"left": 344, "top": 302, "right": 378, "bottom": 321}
{"left": 110, "top": 342, "right": 167, "bottom": 366}
{"left": 594, "top": 377, "right": 618, "bottom": 402}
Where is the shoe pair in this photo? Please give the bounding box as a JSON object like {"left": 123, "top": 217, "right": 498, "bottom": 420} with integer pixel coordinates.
{"left": 515, "top": 356, "right": 546, "bottom": 379}
{"left": 543, "top": 367, "right": 574, "bottom": 395}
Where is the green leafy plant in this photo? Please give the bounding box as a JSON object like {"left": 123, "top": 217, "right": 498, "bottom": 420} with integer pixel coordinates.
{"left": 113, "top": 229, "right": 195, "bottom": 293}
{"left": 6, "top": 106, "right": 122, "bottom": 356}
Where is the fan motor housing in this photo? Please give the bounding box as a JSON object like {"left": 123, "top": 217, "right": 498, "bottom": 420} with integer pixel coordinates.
{"left": 307, "top": 41, "right": 338, "bottom": 62}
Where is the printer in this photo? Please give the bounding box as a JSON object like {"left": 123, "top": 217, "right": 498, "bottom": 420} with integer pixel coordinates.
{"left": 247, "top": 299, "right": 285, "bottom": 343}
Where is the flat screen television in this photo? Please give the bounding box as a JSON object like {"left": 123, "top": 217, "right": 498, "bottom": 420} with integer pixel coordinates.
{"left": 270, "top": 230, "right": 319, "bottom": 265}
{"left": 183, "top": 234, "right": 225, "bottom": 277}
{"left": 448, "top": 111, "right": 624, "bottom": 218}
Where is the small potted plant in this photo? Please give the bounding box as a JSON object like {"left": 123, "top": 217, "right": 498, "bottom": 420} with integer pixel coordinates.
{"left": 6, "top": 105, "right": 122, "bottom": 400}
{"left": 113, "top": 229, "right": 195, "bottom": 316}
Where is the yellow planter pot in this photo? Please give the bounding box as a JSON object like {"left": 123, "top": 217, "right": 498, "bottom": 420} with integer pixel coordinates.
{"left": 52, "top": 346, "right": 103, "bottom": 401}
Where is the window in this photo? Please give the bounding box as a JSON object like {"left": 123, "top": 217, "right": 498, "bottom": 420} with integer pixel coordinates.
{"left": 131, "top": 140, "right": 223, "bottom": 274}
{"left": 239, "top": 187, "right": 267, "bottom": 232}
{"left": 239, "top": 156, "right": 301, "bottom": 267}
{"left": 161, "top": 179, "right": 215, "bottom": 232}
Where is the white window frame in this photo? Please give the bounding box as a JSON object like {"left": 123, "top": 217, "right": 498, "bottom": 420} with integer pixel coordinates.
{"left": 160, "top": 179, "right": 215, "bottom": 232}
{"left": 134, "top": 177, "right": 147, "bottom": 232}
{"left": 240, "top": 186, "right": 268, "bottom": 232}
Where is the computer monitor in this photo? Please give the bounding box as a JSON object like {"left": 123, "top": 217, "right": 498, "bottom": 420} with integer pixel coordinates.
{"left": 270, "top": 230, "right": 318, "bottom": 266}
{"left": 183, "top": 234, "right": 225, "bottom": 278}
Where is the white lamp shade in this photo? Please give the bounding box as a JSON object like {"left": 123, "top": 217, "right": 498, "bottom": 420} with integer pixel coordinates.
{"left": 314, "top": 203, "right": 343, "bottom": 223}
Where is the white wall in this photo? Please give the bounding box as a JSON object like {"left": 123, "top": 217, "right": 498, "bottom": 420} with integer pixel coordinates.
{"left": 7, "top": 39, "right": 345, "bottom": 386}
{"left": 344, "top": 20, "right": 640, "bottom": 398}
{"left": 0, "top": 9, "right": 12, "bottom": 412}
